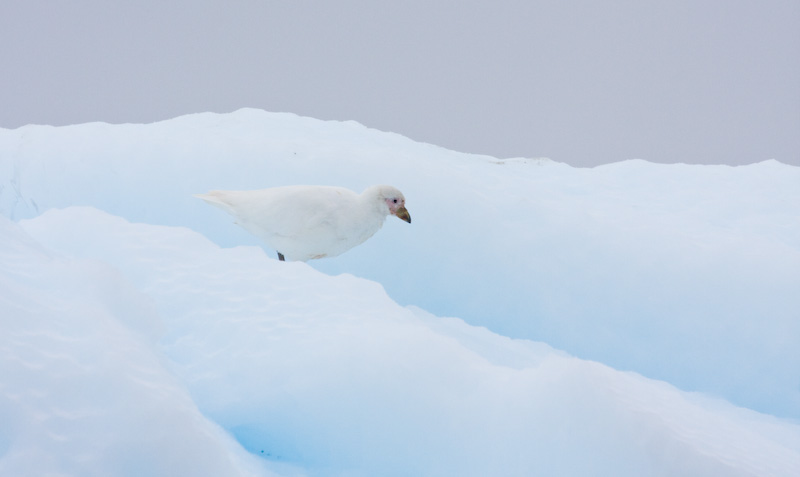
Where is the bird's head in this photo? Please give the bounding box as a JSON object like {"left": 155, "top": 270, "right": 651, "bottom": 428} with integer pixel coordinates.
{"left": 371, "top": 185, "right": 411, "bottom": 223}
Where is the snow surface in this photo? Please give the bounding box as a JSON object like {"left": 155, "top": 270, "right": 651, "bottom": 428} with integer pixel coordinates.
{"left": 2, "top": 109, "right": 800, "bottom": 475}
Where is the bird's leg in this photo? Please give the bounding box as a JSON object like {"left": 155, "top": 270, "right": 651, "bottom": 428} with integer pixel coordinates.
{"left": 277, "top": 252, "right": 285, "bottom": 261}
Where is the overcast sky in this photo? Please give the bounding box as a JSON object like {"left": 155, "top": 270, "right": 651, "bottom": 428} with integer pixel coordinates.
{"left": 1, "top": 0, "right": 798, "bottom": 167}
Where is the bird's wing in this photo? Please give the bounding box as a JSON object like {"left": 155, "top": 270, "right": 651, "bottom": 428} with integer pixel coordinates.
{"left": 201, "top": 186, "right": 355, "bottom": 239}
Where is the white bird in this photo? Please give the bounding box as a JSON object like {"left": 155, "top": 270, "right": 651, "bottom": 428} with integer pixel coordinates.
{"left": 195, "top": 185, "right": 411, "bottom": 261}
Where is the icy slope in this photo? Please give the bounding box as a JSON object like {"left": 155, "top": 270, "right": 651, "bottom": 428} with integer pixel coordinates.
{"left": 0, "top": 214, "right": 280, "bottom": 477}
{"left": 1, "top": 109, "right": 799, "bottom": 419}
{"left": 4, "top": 206, "right": 798, "bottom": 476}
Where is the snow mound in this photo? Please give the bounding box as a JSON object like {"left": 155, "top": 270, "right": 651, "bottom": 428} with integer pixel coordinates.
{"left": 3, "top": 206, "right": 798, "bottom": 476}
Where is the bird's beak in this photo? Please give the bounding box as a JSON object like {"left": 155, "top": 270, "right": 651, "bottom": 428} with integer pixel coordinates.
{"left": 395, "top": 206, "right": 411, "bottom": 223}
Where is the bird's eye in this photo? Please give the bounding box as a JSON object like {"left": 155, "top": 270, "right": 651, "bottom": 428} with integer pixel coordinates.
{"left": 392, "top": 199, "right": 398, "bottom": 203}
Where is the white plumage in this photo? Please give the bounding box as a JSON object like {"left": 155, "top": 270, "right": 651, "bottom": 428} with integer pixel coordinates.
{"left": 195, "top": 185, "right": 411, "bottom": 261}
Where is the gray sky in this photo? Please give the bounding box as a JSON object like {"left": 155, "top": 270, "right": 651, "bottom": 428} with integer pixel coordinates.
{"left": 2, "top": 0, "right": 798, "bottom": 167}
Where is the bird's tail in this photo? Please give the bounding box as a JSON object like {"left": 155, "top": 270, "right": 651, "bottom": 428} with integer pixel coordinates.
{"left": 194, "top": 191, "right": 235, "bottom": 213}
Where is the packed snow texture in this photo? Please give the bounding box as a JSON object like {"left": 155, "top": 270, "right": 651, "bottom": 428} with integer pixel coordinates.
{"left": 2, "top": 109, "right": 800, "bottom": 475}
